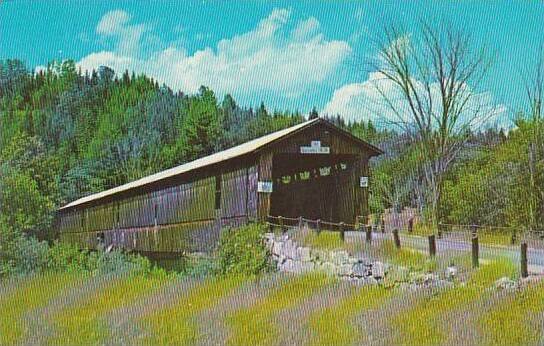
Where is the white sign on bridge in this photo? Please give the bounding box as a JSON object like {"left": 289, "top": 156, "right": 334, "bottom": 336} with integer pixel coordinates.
{"left": 257, "top": 181, "right": 273, "bottom": 193}
{"left": 300, "top": 140, "right": 330, "bottom": 154}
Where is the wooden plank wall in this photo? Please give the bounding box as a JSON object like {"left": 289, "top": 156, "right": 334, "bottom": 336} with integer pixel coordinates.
{"left": 57, "top": 162, "right": 258, "bottom": 253}
{"left": 257, "top": 152, "right": 273, "bottom": 220}
{"left": 56, "top": 121, "right": 376, "bottom": 253}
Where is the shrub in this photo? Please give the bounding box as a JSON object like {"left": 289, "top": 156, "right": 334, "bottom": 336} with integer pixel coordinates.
{"left": 1, "top": 218, "right": 157, "bottom": 277}
{"left": 217, "top": 223, "right": 271, "bottom": 276}
{"left": 182, "top": 255, "right": 219, "bottom": 278}
{"left": 0, "top": 218, "right": 50, "bottom": 277}
{"left": 46, "top": 241, "right": 155, "bottom": 275}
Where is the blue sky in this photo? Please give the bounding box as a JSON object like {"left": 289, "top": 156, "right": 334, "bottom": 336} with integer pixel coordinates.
{"left": 1, "top": 1, "right": 543, "bottom": 124}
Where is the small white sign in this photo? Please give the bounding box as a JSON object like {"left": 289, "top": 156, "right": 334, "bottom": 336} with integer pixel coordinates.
{"left": 300, "top": 140, "right": 330, "bottom": 154}
{"left": 258, "top": 181, "right": 273, "bottom": 193}
{"left": 360, "top": 176, "right": 369, "bottom": 188}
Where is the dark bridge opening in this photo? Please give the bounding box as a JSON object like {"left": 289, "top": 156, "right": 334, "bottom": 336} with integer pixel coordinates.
{"left": 270, "top": 153, "right": 359, "bottom": 223}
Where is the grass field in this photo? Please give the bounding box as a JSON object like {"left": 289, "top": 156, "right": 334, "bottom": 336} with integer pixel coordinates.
{"left": 1, "top": 259, "right": 543, "bottom": 346}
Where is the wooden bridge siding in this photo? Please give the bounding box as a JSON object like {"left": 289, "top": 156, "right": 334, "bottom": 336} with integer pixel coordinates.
{"left": 58, "top": 220, "right": 218, "bottom": 253}
{"left": 221, "top": 165, "right": 254, "bottom": 219}
{"left": 57, "top": 122, "right": 376, "bottom": 252}
{"left": 257, "top": 151, "right": 273, "bottom": 221}
{"left": 58, "top": 161, "right": 256, "bottom": 253}
{"left": 358, "top": 156, "right": 370, "bottom": 222}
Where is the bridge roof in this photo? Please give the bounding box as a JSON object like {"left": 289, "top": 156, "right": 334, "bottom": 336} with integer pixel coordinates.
{"left": 60, "top": 118, "right": 382, "bottom": 210}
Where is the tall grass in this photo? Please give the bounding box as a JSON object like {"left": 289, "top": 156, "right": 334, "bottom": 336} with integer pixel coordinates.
{"left": 480, "top": 282, "right": 544, "bottom": 345}
{"left": 308, "top": 285, "right": 393, "bottom": 345}
{"left": 362, "top": 239, "right": 435, "bottom": 272}
{"left": 477, "top": 230, "right": 514, "bottom": 246}
{"left": 301, "top": 231, "right": 344, "bottom": 250}
{"left": 49, "top": 273, "right": 170, "bottom": 345}
{"left": 227, "top": 273, "right": 333, "bottom": 346}
{"left": 141, "top": 275, "right": 246, "bottom": 345}
{"left": 394, "top": 258, "right": 518, "bottom": 345}
{"left": 0, "top": 272, "right": 80, "bottom": 345}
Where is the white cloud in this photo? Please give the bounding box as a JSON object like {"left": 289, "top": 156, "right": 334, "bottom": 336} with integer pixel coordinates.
{"left": 95, "top": 10, "right": 147, "bottom": 56}
{"left": 96, "top": 10, "right": 131, "bottom": 35}
{"left": 323, "top": 72, "right": 508, "bottom": 130}
{"left": 77, "top": 8, "right": 351, "bottom": 98}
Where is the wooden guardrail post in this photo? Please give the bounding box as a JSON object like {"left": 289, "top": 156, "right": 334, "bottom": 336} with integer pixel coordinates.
{"left": 511, "top": 230, "right": 517, "bottom": 245}
{"left": 339, "top": 222, "right": 346, "bottom": 242}
{"left": 521, "top": 242, "right": 528, "bottom": 278}
{"left": 298, "top": 216, "right": 303, "bottom": 229}
{"left": 316, "top": 219, "right": 321, "bottom": 234}
{"left": 408, "top": 217, "right": 413, "bottom": 233}
{"left": 365, "top": 224, "right": 372, "bottom": 244}
{"left": 437, "top": 222, "right": 443, "bottom": 239}
{"left": 471, "top": 224, "right": 478, "bottom": 238}
{"left": 472, "top": 236, "right": 479, "bottom": 268}
{"left": 393, "top": 229, "right": 401, "bottom": 249}
{"left": 428, "top": 234, "right": 436, "bottom": 257}
{"left": 279, "top": 216, "right": 286, "bottom": 234}
{"left": 381, "top": 218, "right": 385, "bottom": 233}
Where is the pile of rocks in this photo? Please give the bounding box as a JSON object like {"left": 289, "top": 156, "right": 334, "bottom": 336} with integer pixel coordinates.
{"left": 264, "top": 232, "right": 388, "bottom": 285}
{"left": 494, "top": 277, "right": 519, "bottom": 290}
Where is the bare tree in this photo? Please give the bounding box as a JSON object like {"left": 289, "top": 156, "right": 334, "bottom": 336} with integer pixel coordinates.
{"left": 368, "top": 21, "right": 496, "bottom": 225}
{"left": 523, "top": 45, "right": 544, "bottom": 230}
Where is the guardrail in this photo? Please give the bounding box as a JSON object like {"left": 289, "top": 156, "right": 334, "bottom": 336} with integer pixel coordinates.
{"left": 267, "top": 215, "right": 538, "bottom": 278}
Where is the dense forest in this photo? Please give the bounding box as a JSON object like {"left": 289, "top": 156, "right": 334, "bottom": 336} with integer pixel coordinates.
{"left": 0, "top": 59, "right": 382, "bottom": 238}
{"left": 0, "top": 56, "right": 543, "bottom": 248}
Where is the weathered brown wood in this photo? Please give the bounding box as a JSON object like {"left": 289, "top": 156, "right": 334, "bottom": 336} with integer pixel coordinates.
{"left": 472, "top": 236, "right": 479, "bottom": 268}
{"left": 428, "top": 235, "right": 436, "bottom": 257}
{"left": 364, "top": 224, "right": 372, "bottom": 244}
{"left": 393, "top": 229, "right": 401, "bottom": 249}
{"left": 521, "top": 242, "right": 528, "bottom": 278}
{"left": 57, "top": 119, "right": 381, "bottom": 254}
{"left": 257, "top": 151, "right": 273, "bottom": 222}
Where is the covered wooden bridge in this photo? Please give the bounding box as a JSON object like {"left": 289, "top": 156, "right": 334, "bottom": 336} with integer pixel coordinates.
{"left": 56, "top": 118, "right": 382, "bottom": 254}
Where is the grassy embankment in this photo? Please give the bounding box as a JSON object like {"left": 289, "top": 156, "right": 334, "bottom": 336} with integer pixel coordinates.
{"left": 49, "top": 273, "right": 170, "bottom": 345}
{"left": 301, "top": 230, "right": 344, "bottom": 250}
{"left": 140, "top": 275, "right": 246, "bottom": 345}
{"left": 0, "top": 273, "right": 81, "bottom": 345}
{"left": 308, "top": 285, "right": 393, "bottom": 345}
{"left": 227, "top": 272, "right": 332, "bottom": 346}
{"left": 393, "top": 258, "right": 518, "bottom": 345}
{"left": 480, "top": 281, "right": 544, "bottom": 345}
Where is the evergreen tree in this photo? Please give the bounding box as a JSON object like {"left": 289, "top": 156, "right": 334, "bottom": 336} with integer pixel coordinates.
{"left": 309, "top": 106, "right": 319, "bottom": 119}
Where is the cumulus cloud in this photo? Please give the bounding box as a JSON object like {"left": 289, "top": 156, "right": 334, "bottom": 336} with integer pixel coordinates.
{"left": 95, "top": 10, "right": 147, "bottom": 55}
{"left": 77, "top": 8, "right": 351, "bottom": 98}
{"left": 323, "top": 72, "right": 508, "bottom": 130}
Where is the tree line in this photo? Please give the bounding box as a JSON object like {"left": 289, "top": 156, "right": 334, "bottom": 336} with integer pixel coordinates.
{"left": 0, "top": 59, "right": 380, "bottom": 238}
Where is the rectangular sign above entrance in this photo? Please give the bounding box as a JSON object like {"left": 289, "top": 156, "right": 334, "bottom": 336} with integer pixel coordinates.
{"left": 300, "top": 140, "right": 330, "bottom": 154}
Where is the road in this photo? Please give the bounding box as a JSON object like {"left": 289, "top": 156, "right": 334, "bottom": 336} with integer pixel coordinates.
{"left": 346, "top": 231, "right": 544, "bottom": 274}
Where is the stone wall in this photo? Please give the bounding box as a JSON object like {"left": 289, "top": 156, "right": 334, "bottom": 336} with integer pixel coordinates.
{"left": 264, "top": 232, "right": 388, "bottom": 285}
{"left": 264, "top": 232, "right": 534, "bottom": 291}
